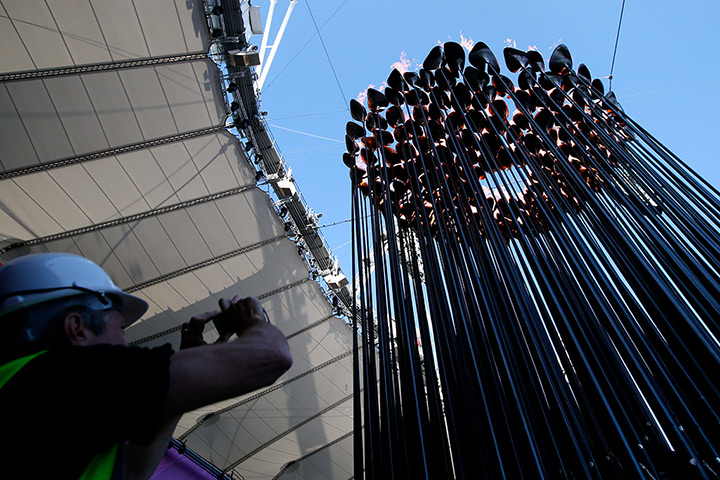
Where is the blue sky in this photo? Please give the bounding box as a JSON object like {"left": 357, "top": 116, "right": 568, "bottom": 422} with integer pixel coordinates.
{"left": 251, "top": 0, "right": 720, "bottom": 276}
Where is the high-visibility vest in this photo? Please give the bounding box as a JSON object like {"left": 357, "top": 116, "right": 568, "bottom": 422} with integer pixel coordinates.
{"left": 0, "top": 351, "right": 120, "bottom": 479}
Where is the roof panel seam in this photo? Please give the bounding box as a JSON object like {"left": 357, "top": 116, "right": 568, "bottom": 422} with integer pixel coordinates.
{"left": 171, "top": 0, "right": 191, "bottom": 54}
{"left": 116, "top": 69, "right": 147, "bottom": 143}
{"left": 44, "top": 0, "right": 77, "bottom": 67}
{"left": 0, "top": 2, "right": 38, "bottom": 72}
{"left": 128, "top": 0, "right": 153, "bottom": 62}
{"left": 1, "top": 83, "right": 41, "bottom": 166}
{"left": 86, "top": 1, "right": 113, "bottom": 61}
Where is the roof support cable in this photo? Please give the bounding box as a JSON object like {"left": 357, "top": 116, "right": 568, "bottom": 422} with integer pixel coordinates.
{"left": 303, "top": 0, "right": 346, "bottom": 104}
{"left": 608, "top": 0, "right": 627, "bottom": 90}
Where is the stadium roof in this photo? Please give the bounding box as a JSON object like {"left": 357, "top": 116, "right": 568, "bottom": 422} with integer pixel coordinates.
{"left": 0, "top": 0, "right": 355, "bottom": 478}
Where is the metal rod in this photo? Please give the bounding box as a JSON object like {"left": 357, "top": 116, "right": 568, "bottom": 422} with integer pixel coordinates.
{"left": 346, "top": 40, "right": 720, "bottom": 479}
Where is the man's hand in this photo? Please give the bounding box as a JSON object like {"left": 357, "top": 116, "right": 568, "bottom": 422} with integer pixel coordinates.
{"left": 180, "top": 311, "right": 213, "bottom": 350}
{"left": 163, "top": 295, "right": 291, "bottom": 419}
{"left": 181, "top": 296, "right": 267, "bottom": 350}
{"left": 218, "top": 296, "right": 266, "bottom": 337}
{"left": 180, "top": 309, "right": 234, "bottom": 350}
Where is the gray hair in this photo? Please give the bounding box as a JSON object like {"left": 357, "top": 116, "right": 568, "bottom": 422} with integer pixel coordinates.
{"left": 51, "top": 305, "right": 110, "bottom": 336}
{"left": 0, "top": 296, "right": 111, "bottom": 361}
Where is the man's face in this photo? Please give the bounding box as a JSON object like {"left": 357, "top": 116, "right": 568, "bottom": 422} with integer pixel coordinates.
{"left": 87, "top": 310, "right": 128, "bottom": 347}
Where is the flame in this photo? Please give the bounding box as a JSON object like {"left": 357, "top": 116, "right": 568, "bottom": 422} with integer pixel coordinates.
{"left": 527, "top": 45, "right": 538, "bottom": 51}
{"left": 356, "top": 81, "right": 389, "bottom": 105}
{"left": 504, "top": 38, "right": 517, "bottom": 48}
{"left": 459, "top": 33, "right": 475, "bottom": 51}
{"left": 355, "top": 86, "right": 371, "bottom": 105}
{"left": 390, "top": 51, "right": 412, "bottom": 74}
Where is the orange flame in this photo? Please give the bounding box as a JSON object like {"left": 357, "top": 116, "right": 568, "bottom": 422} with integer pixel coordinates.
{"left": 549, "top": 38, "right": 563, "bottom": 50}
{"left": 390, "top": 51, "right": 412, "bottom": 74}
{"left": 356, "top": 81, "right": 389, "bottom": 105}
{"left": 460, "top": 33, "right": 475, "bottom": 51}
{"left": 356, "top": 85, "right": 372, "bottom": 105}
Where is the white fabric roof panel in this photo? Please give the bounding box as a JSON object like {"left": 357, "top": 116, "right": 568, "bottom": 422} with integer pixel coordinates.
{"left": 1, "top": 79, "right": 75, "bottom": 165}
{"left": 233, "top": 423, "right": 351, "bottom": 479}
{"left": 43, "top": 76, "right": 113, "bottom": 154}
{"left": 0, "top": 132, "right": 255, "bottom": 241}
{"left": 0, "top": 0, "right": 74, "bottom": 72}
{"left": 119, "top": 246, "right": 328, "bottom": 347}
{"left": 0, "top": 84, "right": 36, "bottom": 171}
{"left": 22, "top": 192, "right": 285, "bottom": 286}
{"left": 0, "top": 0, "right": 356, "bottom": 478}
{"left": 276, "top": 433, "right": 354, "bottom": 480}
{"left": 0, "top": 0, "right": 208, "bottom": 74}
{"left": 0, "top": 59, "right": 226, "bottom": 171}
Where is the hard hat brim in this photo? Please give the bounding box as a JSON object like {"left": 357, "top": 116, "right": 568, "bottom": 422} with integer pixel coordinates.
{"left": 115, "top": 291, "right": 148, "bottom": 327}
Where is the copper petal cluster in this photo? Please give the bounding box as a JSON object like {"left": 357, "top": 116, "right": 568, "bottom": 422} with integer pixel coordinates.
{"left": 345, "top": 43, "right": 647, "bottom": 242}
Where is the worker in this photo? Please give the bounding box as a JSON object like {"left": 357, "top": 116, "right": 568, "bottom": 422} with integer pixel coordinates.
{"left": 0, "top": 252, "right": 293, "bottom": 479}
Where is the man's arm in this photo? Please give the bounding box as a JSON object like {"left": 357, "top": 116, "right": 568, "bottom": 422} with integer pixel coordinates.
{"left": 125, "top": 415, "right": 180, "bottom": 480}
{"left": 162, "top": 309, "right": 292, "bottom": 418}
{"left": 125, "top": 310, "right": 225, "bottom": 480}
{"left": 126, "top": 297, "right": 292, "bottom": 479}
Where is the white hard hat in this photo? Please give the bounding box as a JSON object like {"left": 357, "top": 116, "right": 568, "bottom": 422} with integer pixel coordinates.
{"left": 0, "top": 253, "right": 148, "bottom": 327}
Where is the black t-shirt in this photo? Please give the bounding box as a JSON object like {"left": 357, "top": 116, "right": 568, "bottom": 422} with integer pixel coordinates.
{"left": 0, "top": 344, "right": 173, "bottom": 479}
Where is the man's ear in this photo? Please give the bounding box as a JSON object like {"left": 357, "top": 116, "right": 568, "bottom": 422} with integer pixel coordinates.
{"left": 64, "top": 313, "right": 92, "bottom": 346}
